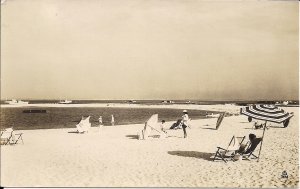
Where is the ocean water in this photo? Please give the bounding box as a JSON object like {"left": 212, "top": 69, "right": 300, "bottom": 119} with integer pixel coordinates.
{"left": 0, "top": 107, "right": 217, "bottom": 130}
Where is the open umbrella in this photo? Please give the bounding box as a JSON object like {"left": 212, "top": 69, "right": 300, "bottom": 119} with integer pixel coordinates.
{"left": 241, "top": 104, "right": 293, "bottom": 123}
{"left": 240, "top": 104, "right": 293, "bottom": 161}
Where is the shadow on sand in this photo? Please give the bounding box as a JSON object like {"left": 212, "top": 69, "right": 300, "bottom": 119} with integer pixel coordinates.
{"left": 269, "top": 126, "right": 284, "bottom": 129}
{"left": 68, "top": 131, "right": 80, "bottom": 134}
{"left": 201, "top": 128, "right": 216, "bottom": 130}
{"left": 168, "top": 151, "right": 215, "bottom": 161}
{"left": 244, "top": 126, "right": 282, "bottom": 130}
{"left": 166, "top": 135, "right": 182, "bottom": 138}
{"left": 126, "top": 134, "right": 181, "bottom": 140}
{"left": 126, "top": 135, "right": 139, "bottom": 139}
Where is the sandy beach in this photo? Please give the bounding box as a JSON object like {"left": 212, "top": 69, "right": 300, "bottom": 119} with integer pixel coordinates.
{"left": 1, "top": 0, "right": 298, "bottom": 187}
{"left": 0, "top": 104, "right": 298, "bottom": 187}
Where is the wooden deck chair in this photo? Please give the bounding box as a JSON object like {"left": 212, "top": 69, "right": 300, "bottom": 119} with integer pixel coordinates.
{"left": 12, "top": 133, "right": 24, "bottom": 144}
{"left": 216, "top": 112, "right": 226, "bottom": 130}
{"left": 213, "top": 136, "right": 245, "bottom": 163}
{"left": 241, "top": 137, "right": 262, "bottom": 160}
{"left": 1, "top": 128, "right": 24, "bottom": 145}
{"left": 1, "top": 128, "right": 13, "bottom": 145}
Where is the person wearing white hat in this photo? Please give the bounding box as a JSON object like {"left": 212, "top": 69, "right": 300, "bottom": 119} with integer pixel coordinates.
{"left": 181, "top": 110, "right": 189, "bottom": 138}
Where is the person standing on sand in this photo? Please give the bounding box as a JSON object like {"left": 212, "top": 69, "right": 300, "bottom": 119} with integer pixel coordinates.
{"left": 111, "top": 115, "right": 115, "bottom": 126}
{"left": 98, "top": 116, "right": 103, "bottom": 132}
{"left": 98, "top": 116, "right": 103, "bottom": 125}
{"left": 181, "top": 110, "right": 189, "bottom": 138}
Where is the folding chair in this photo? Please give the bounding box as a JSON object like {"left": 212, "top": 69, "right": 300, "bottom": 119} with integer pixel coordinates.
{"left": 76, "top": 116, "right": 91, "bottom": 133}
{"left": 12, "top": 133, "right": 24, "bottom": 144}
{"left": 213, "top": 136, "right": 245, "bottom": 163}
{"left": 1, "top": 128, "right": 13, "bottom": 145}
{"left": 1, "top": 128, "right": 24, "bottom": 145}
{"left": 240, "top": 137, "right": 262, "bottom": 160}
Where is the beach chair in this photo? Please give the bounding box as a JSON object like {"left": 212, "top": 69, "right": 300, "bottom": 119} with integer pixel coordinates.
{"left": 1, "top": 128, "right": 13, "bottom": 145}
{"left": 216, "top": 112, "right": 225, "bottom": 130}
{"left": 240, "top": 137, "right": 262, "bottom": 160}
{"left": 13, "top": 133, "right": 24, "bottom": 144}
{"left": 139, "top": 114, "right": 168, "bottom": 140}
{"left": 213, "top": 136, "right": 245, "bottom": 163}
{"left": 76, "top": 116, "right": 91, "bottom": 133}
{"left": 1, "top": 128, "right": 24, "bottom": 145}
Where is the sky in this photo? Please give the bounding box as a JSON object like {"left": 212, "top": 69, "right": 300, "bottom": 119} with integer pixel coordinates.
{"left": 1, "top": 0, "right": 299, "bottom": 101}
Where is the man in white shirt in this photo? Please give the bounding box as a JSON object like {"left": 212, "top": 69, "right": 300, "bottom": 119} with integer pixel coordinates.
{"left": 182, "top": 110, "right": 189, "bottom": 138}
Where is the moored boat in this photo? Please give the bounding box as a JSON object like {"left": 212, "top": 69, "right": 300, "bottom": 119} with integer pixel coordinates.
{"left": 59, "top": 100, "right": 72, "bottom": 104}
{"left": 5, "top": 99, "right": 29, "bottom": 105}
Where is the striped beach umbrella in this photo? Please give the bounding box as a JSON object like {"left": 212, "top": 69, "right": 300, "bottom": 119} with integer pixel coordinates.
{"left": 240, "top": 104, "right": 293, "bottom": 161}
{"left": 240, "top": 104, "right": 293, "bottom": 123}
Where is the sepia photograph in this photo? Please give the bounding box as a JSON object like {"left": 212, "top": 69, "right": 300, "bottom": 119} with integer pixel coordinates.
{"left": 0, "top": 0, "right": 299, "bottom": 188}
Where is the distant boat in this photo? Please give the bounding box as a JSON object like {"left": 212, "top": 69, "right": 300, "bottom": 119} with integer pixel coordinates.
{"left": 59, "top": 100, "right": 72, "bottom": 104}
{"left": 128, "top": 100, "right": 137, "bottom": 104}
{"left": 276, "top": 101, "right": 293, "bottom": 106}
{"left": 283, "top": 101, "right": 289, "bottom": 105}
{"left": 5, "top": 99, "right": 29, "bottom": 105}
{"left": 185, "top": 101, "right": 195, "bottom": 104}
{"left": 162, "top": 100, "right": 175, "bottom": 104}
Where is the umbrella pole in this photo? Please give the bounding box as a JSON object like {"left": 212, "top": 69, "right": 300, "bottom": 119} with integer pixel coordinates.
{"left": 257, "top": 121, "right": 267, "bottom": 162}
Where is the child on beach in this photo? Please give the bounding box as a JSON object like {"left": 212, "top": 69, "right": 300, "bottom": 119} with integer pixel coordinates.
{"left": 160, "top": 120, "right": 167, "bottom": 134}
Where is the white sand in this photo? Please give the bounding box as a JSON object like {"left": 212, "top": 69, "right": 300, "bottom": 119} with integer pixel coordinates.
{"left": 0, "top": 105, "right": 298, "bottom": 187}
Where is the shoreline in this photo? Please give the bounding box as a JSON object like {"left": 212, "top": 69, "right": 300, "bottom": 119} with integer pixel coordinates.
{"left": 0, "top": 103, "right": 242, "bottom": 114}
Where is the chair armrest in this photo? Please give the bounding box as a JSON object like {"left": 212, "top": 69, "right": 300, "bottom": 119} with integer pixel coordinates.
{"left": 216, "top": 147, "right": 227, "bottom": 151}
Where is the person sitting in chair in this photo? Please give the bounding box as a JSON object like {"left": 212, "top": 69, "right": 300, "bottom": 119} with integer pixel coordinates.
{"left": 160, "top": 120, "right": 167, "bottom": 134}
{"left": 243, "top": 133, "right": 262, "bottom": 155}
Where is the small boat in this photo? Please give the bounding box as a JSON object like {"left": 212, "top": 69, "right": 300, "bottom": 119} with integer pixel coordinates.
{"left": 128, "top": 100, "right": 137, "bottom": 104}
{"left": 59, "top": 100, "right": 72, "bottom": 104}
{"left": 185, "top": 101, "right": 195, "bottom": 104}
{"left": 162, "top": 100, "right": 175, "bottom": 104}
{"left": 5, "top": 99, "right": 29, "bottom": 105}
{"left": 23, "top": 109, "right": 47, "bottom": 113}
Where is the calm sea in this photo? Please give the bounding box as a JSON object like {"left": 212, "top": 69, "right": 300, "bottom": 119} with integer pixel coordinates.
{"left": 0, "top": 107, "right": 217, "bottom": 130}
